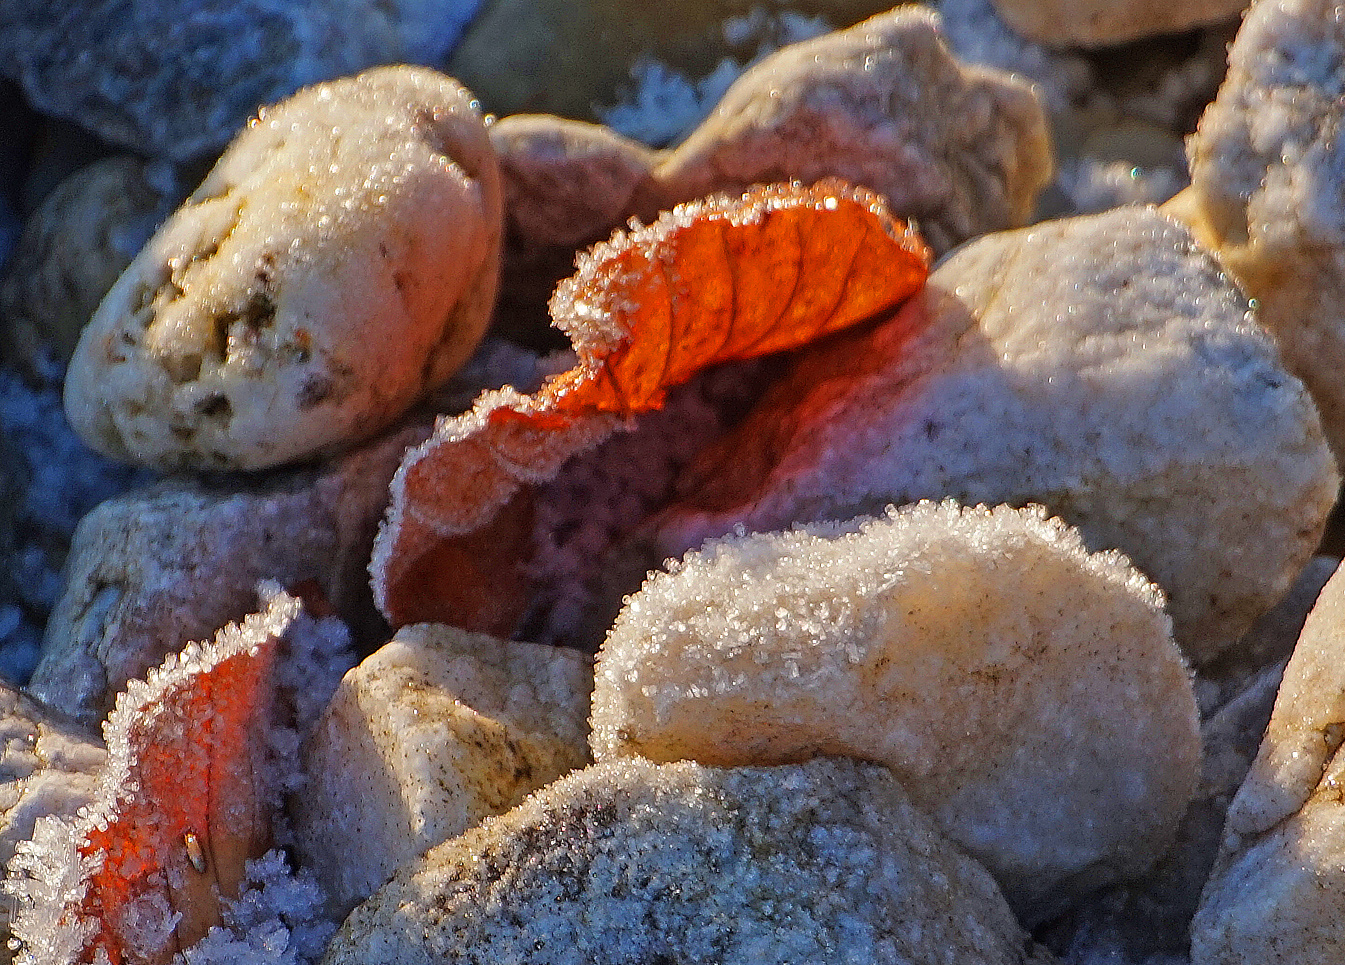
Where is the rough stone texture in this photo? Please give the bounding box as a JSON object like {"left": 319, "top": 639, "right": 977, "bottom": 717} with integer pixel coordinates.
{"left": 0, "top": 156, "right": 178, "bottom": 380}
{"left": 0, "top": 685, "right": 104, "bottom": 961}
{"left": 323, "top": 756, "right": 1057, "bottom": 965}
{"left": 1179, "top": 0, "right": 1345, "bottom": 461}
{"left": 595, "top": 501, "right": 1200, "bottom": 925}
{"left": 0, "top": 0, "right": 483, "bottom": 162}
{"left": 292, "top": 625, "right": 592, "bottom": 917}
{"left": 447, "top": 0, "right": 896, "bottom": 122}
{"left": 63, "top": 65, "right": 502, "bottom": 472}
{"left": 658, "top": 6, "right": 1053, "bottom": 254}
{"left": 26, "top": 423, "right": 422, "bottom": 727}
{"left": 650, "top": 205, "right": 1339, "bottom": 664}
{"left": 1191, "top": 560, "right": 1345, "bottom": 964}
{"left": 987, "top": 0, "right": 1247, "bottom": 50}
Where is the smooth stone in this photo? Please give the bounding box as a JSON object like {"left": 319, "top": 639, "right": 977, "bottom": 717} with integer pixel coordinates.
{"left": 291, "top": 625, "right": 592, "bottom": 917}
{"left": 987, "top": 0, "right": 1247, "bottom": 49}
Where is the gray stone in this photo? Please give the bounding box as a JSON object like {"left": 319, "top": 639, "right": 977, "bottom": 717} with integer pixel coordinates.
{"left": 27, "top": 424, "right": 422, "bottom": 727}
{"left": 323, "top": 756, "right": 1057, "bottom": 965}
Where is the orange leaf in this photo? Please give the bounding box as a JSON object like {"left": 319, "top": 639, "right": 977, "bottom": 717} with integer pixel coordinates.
{"left": 373, "top": 179, "right": 931, "bottom": 632}
{"left": 7, "top": 589, "right": 297, "bottom": 965}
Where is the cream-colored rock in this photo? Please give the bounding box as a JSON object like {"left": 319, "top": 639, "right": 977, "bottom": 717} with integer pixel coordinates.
{"left": 0, "top": 685, "right": 104, "bottom": 959}
{"left": 988, "top": 0, "right": 1246, "bottom": 49}
{"left": 1177, "top": 0, "right": 1345, "bottom": 461}
{"left": 323, "top": 756, "right": 1056, "bottom": 965}
{"left": 0, "top": 157, "right": 177, "bottom": 379}
{"left": 27, "top": 424, "right": 421, "bottom": 726}
{"left": 659, "top": 6, "right": 1053, "bottom": 254}
{"left": 292, "top": 625, "right": 592, "bottom": 917}
{"left": 595, "top": 501, "right": 1199, "bottom": 924}
{"left": 64, "top": 65, "right": 502, "bottom": 471}
{"left": 1191, "top": 560, "right": 1345, "bottom": 963}
{"left": 650, "top": 206, "right": 1339, "bottom": 664}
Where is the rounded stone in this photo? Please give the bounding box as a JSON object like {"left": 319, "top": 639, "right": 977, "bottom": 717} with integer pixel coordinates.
{"left": 63, "top": 65, "right": 502, "bottom": 472}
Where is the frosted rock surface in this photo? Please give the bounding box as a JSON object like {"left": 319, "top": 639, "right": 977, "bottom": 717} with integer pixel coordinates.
{"left": 1191, "top": 560, "right": 1345, "bottom": 963}
{"left": 987, "top": 0, "right": 1246, "bottom": 49}
{"left": 323, "top": 756, "right": 1056, "bottom": 965}
{"left": 63, "top": 65, "right": 502, "bottom": 471}
{"left": 291, "top": 625, "right": 591, "bottom": 917}
{"left": 652, "top": 205, "right": 1339, "bottom": 663}
{"left": 0, "top": 0, "right": 483, "bottom": 161}
{"left": 1179, "top": 0, "right": 1345, "bottom": 460}
{"left": 0, "top": 685, "right": 104, "bottom": 955}
{"left": 28, "top": 423, "right": 419, "bottom": 726}
{"left": 659, "top": 6, "right": 1053, "bottom": 254}
{"left": 0, "top": 156, "right": 177, "bottom": 379}
{"left": 596, "top": 500, "right": 1199, "bottom": 924}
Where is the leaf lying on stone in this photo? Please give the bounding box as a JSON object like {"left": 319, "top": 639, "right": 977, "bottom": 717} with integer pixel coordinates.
{"left": 4, "top": 588, "right": 301, "bottom": 965}
{"left": 372, "top": 178, "right": 931, "bottom": 632}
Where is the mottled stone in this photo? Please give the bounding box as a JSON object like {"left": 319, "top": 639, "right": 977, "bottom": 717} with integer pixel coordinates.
{"left": 292, "top": 625, "right": 591, "bottom": 917}
{"left": 595, "top": 501, "right": 1200, "bottom": 924}
{"left": 324, "top": 757, "right": 1057, "bottom": 965}
{"left": 1178, "top": 0, "right": 1345, "bottom": 461}
{"left": 63, "top": 66, "right": 501, "bottom": 471}
{"left": 650, "top": 206, "right": 1339, "bottom": 664}
{"left": 1191, "top": 560, "right": 1345, "bottom": 964}
{"left": 988, "top": 0, "right": 1246, "bottom": 49}
{"left": 0, "top": 0, "right": 484, "bottom": 162}
{"left": 0, "top": 157, "right": 177, "bottom": 380}
{"left": 26, "top": 424, "right": 422, "bottom": 727}
{"left": 659, "top": 6, "right": 1053, "bottom": 254}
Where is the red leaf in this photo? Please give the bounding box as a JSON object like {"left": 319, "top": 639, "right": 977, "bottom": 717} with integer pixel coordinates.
{"left": 373, "top": 179, "right": 931, "bottom": 632}
{"left": 8, "top": 590, "right": 297, "bottom": 965}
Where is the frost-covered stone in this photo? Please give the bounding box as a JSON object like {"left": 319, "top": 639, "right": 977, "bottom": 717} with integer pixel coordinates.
{"left": 323, "top": 756, "right": 1056, "bottom": 965}
{"left": 1178, "top": 0, "right": 1345, "bottom": 460}
{"left": 27, "top": 424, "right": 419, "bottom": 726}
{"left": 987, "top": 0, "right": 1246, "bottom": 49}
{"left": 651, "top": 205, "right": 1339, "bottom": 663}
{"left": 0, "top": 685, "right": 104, "bottom": 956}
{"left": 0, "top": 156, "right": 177, "bottom": 380}
{"left": 1191, "top": 560, "right": 1345, "bottom": 964}
{"left": 0, "top": 0, "right": 484, "bottom": 162}
{"left": 658, "top": 6, "right": 1053, "bottom": 254}
{"left": 595, "top": 501, "right": 1199, "bottom": 924}
{"left": 63, "top": 66, "right": 502, "bottom": 471}
{"left": 292, "top": 625, "right": 591, "bottom": 917}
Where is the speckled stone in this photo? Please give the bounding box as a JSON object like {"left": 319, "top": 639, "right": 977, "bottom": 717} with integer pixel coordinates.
{"left": 26, "top": 423, "right": 422, "bottom": 727}
{"left": 63, "top": 66, "right": 501, "bottom": 471}
{"left": 323, "top": 756, "right": 1057, "bottom": 965}
{"left": 291, "top": 624, "right": 592, "bottom": 917}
